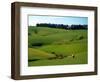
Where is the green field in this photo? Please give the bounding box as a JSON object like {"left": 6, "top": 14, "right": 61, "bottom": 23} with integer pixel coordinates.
{"left": 28, "top": 26, "right": 88, "bottom": 66}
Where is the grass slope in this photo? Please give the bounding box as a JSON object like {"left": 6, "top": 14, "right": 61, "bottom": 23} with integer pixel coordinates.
{"left": 28, "top": 48, "right": 55, "bottom": 61}
{"left": 28, "top": 26, "right": 88, "bottom": 66}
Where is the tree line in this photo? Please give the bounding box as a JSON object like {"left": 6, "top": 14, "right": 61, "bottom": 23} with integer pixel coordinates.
{"left": 36, "top": 23, "right": 88, "bottom": 30}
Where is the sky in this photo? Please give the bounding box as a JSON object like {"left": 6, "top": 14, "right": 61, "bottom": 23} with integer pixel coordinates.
{"left": 28, "top": 15, "right": 88, "bottom": 26}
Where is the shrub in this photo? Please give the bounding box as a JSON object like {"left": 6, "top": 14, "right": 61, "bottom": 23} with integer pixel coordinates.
{"left": 77, "top": 35, "right": 84, "bottom": 40}
{"left": 33, "top": 27, "right": 38, "bottom": 34}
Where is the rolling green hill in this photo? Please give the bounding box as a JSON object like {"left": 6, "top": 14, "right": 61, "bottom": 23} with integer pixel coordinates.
{"left": 28, "top": 26, "right": 88, "bottom": 66}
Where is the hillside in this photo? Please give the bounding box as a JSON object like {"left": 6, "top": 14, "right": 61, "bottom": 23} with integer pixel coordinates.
{"left": 28, "top": 26, "right": 87, "bottom": 66}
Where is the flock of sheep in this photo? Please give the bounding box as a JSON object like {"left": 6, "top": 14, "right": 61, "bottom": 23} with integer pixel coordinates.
{"left": 48, "top": 52, "right": 75, "bottom": 60}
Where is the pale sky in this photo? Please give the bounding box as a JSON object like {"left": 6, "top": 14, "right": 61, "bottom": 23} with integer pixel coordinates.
{"left": 28, "top": 15, "right": 88, "bottom": 26}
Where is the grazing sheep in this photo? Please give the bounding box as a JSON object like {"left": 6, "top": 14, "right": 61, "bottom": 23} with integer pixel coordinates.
{"left": 72, "top": 54, "right": 75, "bottom": 58}
{"left": 67, "top": 54, "right": 75, "bottom": 58}
{"left": 58, "top": 54, "right": 64, "bottom": 59}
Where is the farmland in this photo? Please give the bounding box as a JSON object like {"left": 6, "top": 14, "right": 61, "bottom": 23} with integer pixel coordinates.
{"left": 28, "top": 26, "right": 88, "bottom": 66}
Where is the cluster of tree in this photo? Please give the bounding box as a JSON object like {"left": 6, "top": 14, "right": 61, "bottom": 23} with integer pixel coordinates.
{"left": 36, "top": 23, "right": 88, "bottom": 30}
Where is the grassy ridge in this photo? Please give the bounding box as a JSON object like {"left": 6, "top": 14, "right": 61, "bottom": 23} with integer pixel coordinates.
{"left": 28, "top": 48, "right": 55, "bottom": 60}
{"left": 28, "top": 26, "right": 87, "bottom": 66}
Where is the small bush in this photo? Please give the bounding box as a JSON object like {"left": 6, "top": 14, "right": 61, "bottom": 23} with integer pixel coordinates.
{"left": 33, "top": 28, "right": 38, "bottom": 34}
{"left": 77, "top": 35, "right": 84, "bottom": 40}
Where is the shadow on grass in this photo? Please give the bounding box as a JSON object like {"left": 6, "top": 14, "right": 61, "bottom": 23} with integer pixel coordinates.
{"left": 28, "top": 59, "right": 40, "bottom": 62}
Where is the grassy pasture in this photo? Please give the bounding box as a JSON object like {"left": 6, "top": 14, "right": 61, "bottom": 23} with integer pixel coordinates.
{"left": 28, "top": 26, "right": 88, "bottom": 66}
